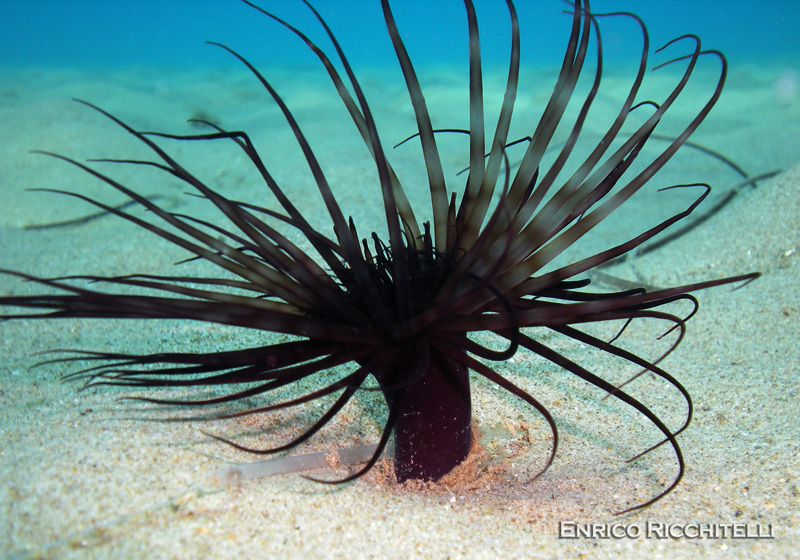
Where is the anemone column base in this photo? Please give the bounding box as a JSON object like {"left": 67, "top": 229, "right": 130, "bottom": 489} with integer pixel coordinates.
{"left": 386, "top": 346, "right": 473, "bottom": 483}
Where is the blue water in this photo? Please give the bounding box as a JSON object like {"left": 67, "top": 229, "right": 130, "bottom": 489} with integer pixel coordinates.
{"left": 1, "top": 0, "right": 798, "bottom": 69}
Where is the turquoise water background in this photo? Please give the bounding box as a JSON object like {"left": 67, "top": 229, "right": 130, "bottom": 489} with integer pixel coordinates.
{"left": 1, "top": 1, "right": 798, "bottom": 69}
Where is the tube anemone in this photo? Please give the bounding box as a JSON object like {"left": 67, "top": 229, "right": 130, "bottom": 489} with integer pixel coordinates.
{"left": 0, "top": 0, "right": 758, "bottom": 513}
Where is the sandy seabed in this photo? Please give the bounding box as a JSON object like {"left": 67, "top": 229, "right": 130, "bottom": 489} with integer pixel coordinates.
{"left": 1, "top": 51, "right": 799, "bottom": 560}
